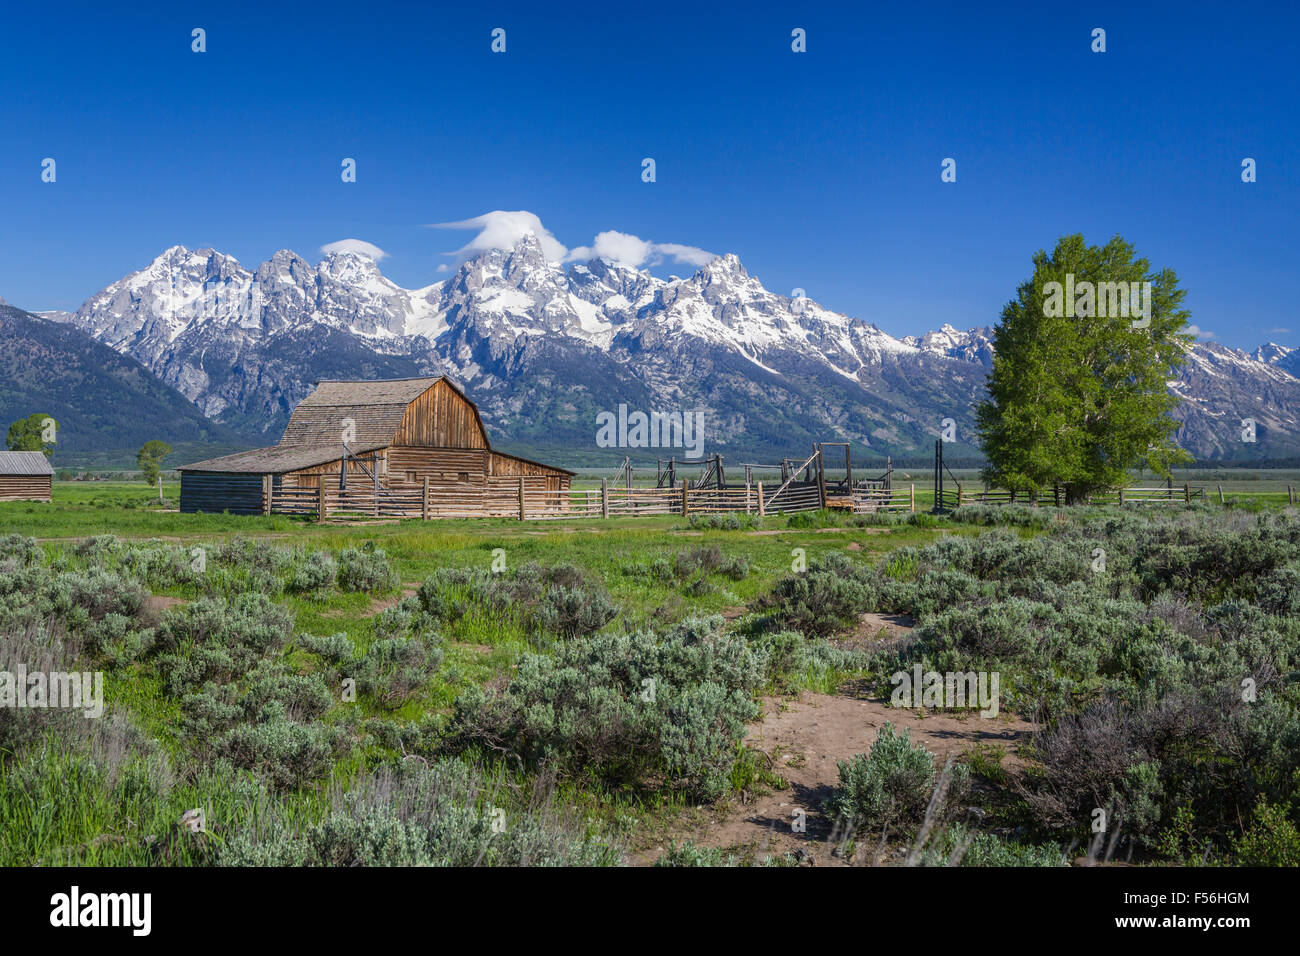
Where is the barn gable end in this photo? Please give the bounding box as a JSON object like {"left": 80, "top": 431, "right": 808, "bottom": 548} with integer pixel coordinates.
{"left": 393, "top": 378, "right": 489, "bottom": 449}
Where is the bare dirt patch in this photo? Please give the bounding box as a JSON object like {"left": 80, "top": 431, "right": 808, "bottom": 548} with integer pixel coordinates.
{"left": 320, "top": 584, "right": 417, "bottom": 618}
{"left": 847, "top": 612, "right": 917, "bottom": 654}
{"left": 142, "top": 594, "right": 188, "bottom": 625}
{"left": 636, "top": 691, "right": 1035, "bottom": 866}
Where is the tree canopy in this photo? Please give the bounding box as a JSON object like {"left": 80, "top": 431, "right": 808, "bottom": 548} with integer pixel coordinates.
{"left": 136, "top": 440, "right": 173, "bottom": 485}
{"left": 976, "top": 234, "right": 1192, "bottom": 504}
{"left": 6, "top": 413, "right": 58, "bottom": 458}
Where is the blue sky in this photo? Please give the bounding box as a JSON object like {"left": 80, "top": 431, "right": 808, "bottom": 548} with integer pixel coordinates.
{"left": 1, "top": 0, "right": 1296, "bottom": 348}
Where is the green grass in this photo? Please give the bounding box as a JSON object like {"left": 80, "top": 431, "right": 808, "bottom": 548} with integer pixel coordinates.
{"left": 7, "top": 479, "right": 1292, "bottom": 866}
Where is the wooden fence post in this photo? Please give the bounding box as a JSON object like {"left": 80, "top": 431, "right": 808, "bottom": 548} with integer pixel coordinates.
{"left": 910, "top": 483, "right": 915, "bottom": 513}
{"left": 263, "top": 475, "right": 272, "bottom": 516}
{"left": 1118, "top": 488, "right": 1125, "bottom": 506}
{"left": 318, "top": 482, "right": 327, "bottom": 523}
{"left": 681, "top": 478, "right": 689, "bottom": 516}
{"left": 601, "top": 478, "right": 609, "bottom": 518}
{"left": 1053, "top": 483, "right": 1060, "bottom": 508}
{"left": 1184, "top": 483, "right": 1191, "bottom": 504}
{"left": 422, "top": 475, "right": 430, "bottom": 520}
{"left": 1218, "top": 484, "right": 1224, "bottom": 505}
{"left": 757, "top": 481, "right": 765, "bottom": 518}
{"left": 518, "top": 477, "right": 526, "bottom": 520}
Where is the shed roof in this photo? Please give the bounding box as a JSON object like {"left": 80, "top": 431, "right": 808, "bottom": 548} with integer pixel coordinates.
{"left": 0, "top": 451, "right": 55, "bottom": 476}
{"left": 179, "top": 442, "right": 387, "bottom": 474}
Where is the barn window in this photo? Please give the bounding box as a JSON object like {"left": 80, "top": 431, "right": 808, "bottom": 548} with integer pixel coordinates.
{"left": 406, "top": 471, "right": 417, "bottom": 484}
{"left": 458, "top": 472, "right": 469, "bottom": 482}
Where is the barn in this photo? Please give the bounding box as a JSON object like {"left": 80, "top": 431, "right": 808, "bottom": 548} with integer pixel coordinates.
{"left": 178, "top": 376, "right": 573, "bottom": 516}
{"left": 0, "top": 451, "right": 54, "bottom": 503}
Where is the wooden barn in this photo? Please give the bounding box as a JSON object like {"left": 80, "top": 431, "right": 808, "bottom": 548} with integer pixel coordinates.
{"left": 179, "top": 376, "right": 573, "bottom": 517}
{"left": 0, "top": 451, "right": 54, "bottom": 503}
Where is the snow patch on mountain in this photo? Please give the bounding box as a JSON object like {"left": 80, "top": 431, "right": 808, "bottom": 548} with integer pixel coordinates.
{"left": 54, "top": 233, "right": 1300, "bottom": 459}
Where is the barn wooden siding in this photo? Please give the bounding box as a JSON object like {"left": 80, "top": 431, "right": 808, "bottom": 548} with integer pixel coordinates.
{"left": 394, "top": 379, "right": 490, "bottom": 449}
{"left": 274, "top": 451, "right": 389, "bottom": 489}
{"left": 383, "top": 448, "right": 573, "bottom": 491}
{"left": 0, "top": 475, "right": 52, "bottom": 502}
{"left": 180, "top": 472, "right": 266, "bottom": 515}
{"left": 388, "top": 447, "right": 488, "bottom": 483}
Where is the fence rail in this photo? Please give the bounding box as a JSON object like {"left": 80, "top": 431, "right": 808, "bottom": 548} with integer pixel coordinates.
{"left": 850, "top": 486, "right": 915, "bottom": 514}
{"left": 266, "top": 476, "right": 827, "bottom": 523}
{"left": 265, "top": 473, "right": 1280, "bottom": 524}
{"left": 925, "top": 482, "right": 1223, "bottom": 510}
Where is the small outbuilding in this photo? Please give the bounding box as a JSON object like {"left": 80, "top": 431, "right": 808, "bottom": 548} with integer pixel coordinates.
{"left": 0, "top": 451, "right": 54, "bottom": 502}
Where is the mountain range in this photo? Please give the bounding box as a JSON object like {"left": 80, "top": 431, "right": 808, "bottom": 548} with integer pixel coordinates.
{"left": 17, "top": 236, "right": 1300, "bottom": 464}
{"left": 0, "top": 303, "right": 251, "bottom": 465}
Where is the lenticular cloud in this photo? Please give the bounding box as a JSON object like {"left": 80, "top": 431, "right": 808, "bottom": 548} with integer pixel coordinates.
{"left": 430, "top": 211, "right": 714, "bottom": 271}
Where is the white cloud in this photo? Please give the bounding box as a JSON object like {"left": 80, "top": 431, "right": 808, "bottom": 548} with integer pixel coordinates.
{"left": 426, "top": 211, "right": 717, "bottom": 274}
{"left": 1185, "top": 324, "right": 1216, "bottom": 340}
{"left": 653, "top": 242, "right": 717, "bottom": 268}
{"left": 321, "top": 238, "right": 388, "bottom": 260}
{"left": 565, "top": 230, "right": 715, "bottom": 269}
{"left": 429, "top": 210, "right": 568, "bottom": 264}
{"left": 1270, "top": 327, "right": 1291, "bottom": 334}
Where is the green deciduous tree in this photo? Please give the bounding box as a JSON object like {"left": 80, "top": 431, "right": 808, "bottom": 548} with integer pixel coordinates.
{"left": 976, "top": 235, "right": 1192, "bottom": 504}
{"left": 136, "top": 440, "right": 172, "bottom": 485}
{"left": 6, "top": 413, "right": 58, "bottom": 458}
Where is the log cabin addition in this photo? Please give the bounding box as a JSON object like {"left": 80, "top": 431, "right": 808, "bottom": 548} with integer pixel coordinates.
{"left": 179, "top": 376, "right": 573, "bottom": 517}
{"left": 0, "top": 451, "right": 54, "bottom": 502}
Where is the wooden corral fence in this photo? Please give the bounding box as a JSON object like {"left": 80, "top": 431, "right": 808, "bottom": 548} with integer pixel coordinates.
{"left": 930, "top": 482, "right": 1221, "bottom": 509}
{"left": 264, "top": 454, "right": 1287, "bottom": 525}
{"left": 851, "top": 485, "right": 916, "bottom": 514}
{"left": 260, "top": 455, "right": 920, "bottom": 523}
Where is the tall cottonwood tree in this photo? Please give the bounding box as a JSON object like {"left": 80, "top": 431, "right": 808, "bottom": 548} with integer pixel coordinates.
{"left": 976, "top": 235, "right": 1192, "bottom": 504}
{"left": 136, "top": 440, "right": 172, "bottom": 486}
{"left": 6, "top": 413, "right": 57, "bottom": 458}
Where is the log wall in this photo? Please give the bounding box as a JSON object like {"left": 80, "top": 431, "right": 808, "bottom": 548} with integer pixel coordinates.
{"left": 0, "top": 475, "right": 52, "bottom": 502}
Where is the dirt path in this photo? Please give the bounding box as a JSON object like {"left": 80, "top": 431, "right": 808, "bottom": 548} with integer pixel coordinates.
{"left": 636, "top": 691, "right": 1035, "bottom": 866}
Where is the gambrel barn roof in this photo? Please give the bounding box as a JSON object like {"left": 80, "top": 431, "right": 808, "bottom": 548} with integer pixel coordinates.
{"left": 278, "top": 377, "right": 481, "bottom": 447}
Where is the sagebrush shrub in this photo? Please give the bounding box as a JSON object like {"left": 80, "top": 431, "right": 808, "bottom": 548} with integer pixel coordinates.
{"left": 351, "top": 636, "right": 443, "bottom": 709}
{"left": 825, "top": 723, "right": 967, "bottom": 832}
{"left": 0, "top": 534, "right": 40, "bottom": 566}
{"left": 418, "top": 562, "right": 619, "bottom": 640}
{"left": 298, "top": 632, "right": 355, "bottom": 664}
{"left": 154, "top": 593, "right": 293, "bottom": 695}
{"left": 218, "top": 761, "right": 623, "bottom": 866}
{"left": 289, "top": 551, "right": 338, "bottom": 596}
{"left": 762, "top": 552, "right": 877, "bottom": 637}
{"left": 449, "top": 616, "right": 763, "bottom": 799}
{"left": 337, "top": 547, "right": 397, "bottom": 593}
{"left": 215, "top": 714, "right": 345, "bottom": 792}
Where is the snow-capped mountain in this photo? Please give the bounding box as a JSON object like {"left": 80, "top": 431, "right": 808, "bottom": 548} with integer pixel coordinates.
{"left": 52, "top": 236, "right": 1300, "bottom": 461}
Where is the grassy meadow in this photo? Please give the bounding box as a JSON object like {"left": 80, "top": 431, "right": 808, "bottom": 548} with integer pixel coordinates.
{"left": 1, "top": 480, "right": 1298, "bottom": 866}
